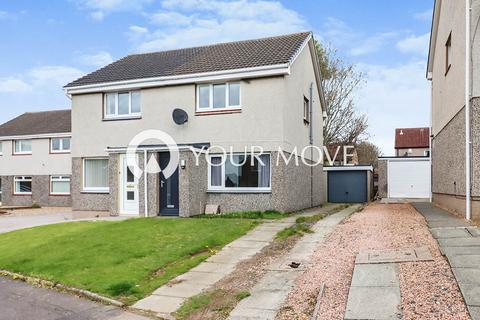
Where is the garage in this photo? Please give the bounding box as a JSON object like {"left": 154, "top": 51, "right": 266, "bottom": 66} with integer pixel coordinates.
{"left": 380, "top": 157, "right": 431, "bottom": 199}
{"left": 325, "top": 166, "right": 373, "bottom": 203}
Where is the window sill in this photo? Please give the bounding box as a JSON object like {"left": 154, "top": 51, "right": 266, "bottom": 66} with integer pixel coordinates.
{"left": 207, "top": 188, "right": 271, "bottom": 194}
{"left": 50, "top": 151, "right": 71, "bottom": 155}
{"left": 195, "top": 108, "right": 241, "bottom": 116}
{"left": 50, "top": 193, "right": 71, "bottom": 196}
{"left": 82, "top": 189, "right": 110, "bottom": 194}
{"left": 103, "top": 115, "right": 142, "bottom": 121}
{"left": 13, "top": 193, "right": 32, "bottom": 196}
{"left": 12, "top": 153, "right": 32, "bottom": 156}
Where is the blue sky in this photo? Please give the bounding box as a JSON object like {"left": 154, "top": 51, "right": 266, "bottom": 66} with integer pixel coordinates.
{"left": 0, "top": 0, "right": 433, "bottom": 153}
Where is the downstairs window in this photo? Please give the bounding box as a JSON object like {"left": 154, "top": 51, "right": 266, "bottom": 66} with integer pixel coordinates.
{"left": 208, "top": 154, "right": 271, "bottom": 191}
{"left": 14, "top": 176, "right": 32, "bottom": 195}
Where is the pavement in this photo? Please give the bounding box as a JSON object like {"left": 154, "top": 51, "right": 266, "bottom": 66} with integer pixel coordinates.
{"left": 413, "top": 202, "right": 480, "bottom": 320}
{"left": 228, "top": 205, "right": 361, "bottom": 320}
{"left": 0, "top": 212, "right": 126, "bottom": 234}
{"left": 0, "top": 276, "right": 150, "bottom": 320}
{"left": 133, "top": 204, "right": 345, "bottom": 318}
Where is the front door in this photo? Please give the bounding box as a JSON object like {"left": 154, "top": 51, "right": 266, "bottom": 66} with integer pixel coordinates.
{"left": 159, "top": 152, "right": 179, "bottom": 216}
{"left": 120, "top": 154, "right": 139, "bottom": 215}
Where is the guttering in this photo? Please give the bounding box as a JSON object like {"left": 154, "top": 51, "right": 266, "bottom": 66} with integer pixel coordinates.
{"left": 0, "top": 132, "right": 71, "bottom": 141}
{"left": 323, "top": 165, "right": 373, "bottom": 172}
{"left": 64, "top": 63, "right": 291, "bottom": 95}
{"left": 466, "top": 0, "right": 472, "bottom": 220}
{"left": 378, "top": 156, "right": 430, "bottom": 161}
{"left": 105, "top": 145, "right": 209, "bottom": 154}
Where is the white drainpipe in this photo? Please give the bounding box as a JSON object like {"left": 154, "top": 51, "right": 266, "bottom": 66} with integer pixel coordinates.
{"left": 144, "top": 150, "right": 148, "bottom": 217}
{"left": 466, "top": 0, "right": 472, "bottom": 220}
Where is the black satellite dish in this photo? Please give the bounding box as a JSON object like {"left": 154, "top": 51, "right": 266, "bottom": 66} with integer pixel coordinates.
{"left": 172, "top": 108, "right": 188, "bottom": 125}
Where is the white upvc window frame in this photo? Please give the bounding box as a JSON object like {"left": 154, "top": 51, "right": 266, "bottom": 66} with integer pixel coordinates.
{"left": 207, "top": 153, "right": 272, "bottom": 193}
{"left": 50, "top": 176, "right": 71, "bottom": 195}
{"left": 14, "top": 176, "right": 32, "bottom": 195}
{"left": 0, "top": 141, "right": 3, "bottom": 156}
{"left": 13, "top": 139, "right": 32, "bottom": 155}
{"left": 82, "top": 158, "right": 110, "bottom": 193}
{"left": 104, "top": 91, "right": 141, "bottom": 119}
{"left": 196, "top": 82, "right": 241, "bottom": 112}
{"left": 50, "top": 137, "right": 71, "bottom": 153}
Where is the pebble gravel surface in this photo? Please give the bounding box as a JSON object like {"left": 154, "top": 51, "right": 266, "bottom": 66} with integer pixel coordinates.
{"left": 277, "top": 203, "right": 470, "bottom": 320}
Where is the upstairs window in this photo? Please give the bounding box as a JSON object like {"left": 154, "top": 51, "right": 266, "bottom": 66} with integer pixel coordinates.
{"left": 14, "top": 140, "right": 32, "bottom": 155}
{"left": 197, "top": 82, "right": 241, "bottom": 112}
{"left": 51, "top": 137, "right": 71, "bottom": 153}
{"left": 105, "top": 91, "right": 141, "bottom": 119}
{"left": 303, "top": 96, "right": 310, "bottom": 124}
{"left": 446, "top": 32, "right": 452, "bottom": 75}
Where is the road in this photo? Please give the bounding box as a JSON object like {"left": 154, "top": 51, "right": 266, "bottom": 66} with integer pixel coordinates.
{"left": 0, "top": 277, "right": 150, "bottom": 320}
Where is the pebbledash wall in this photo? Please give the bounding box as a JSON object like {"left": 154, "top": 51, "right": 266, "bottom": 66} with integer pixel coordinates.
{"left": 1, "top": 175, "right": 71, "bottom": 207}
{"left": 72, "top": 151, "right": 323, "bottom": 217}
{"left": 431, "top": 98, "right": 480, "bottom": 221}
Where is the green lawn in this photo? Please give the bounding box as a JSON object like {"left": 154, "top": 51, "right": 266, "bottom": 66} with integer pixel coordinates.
{"left": 0, "top": 218, "right": 257, "bottom": 304}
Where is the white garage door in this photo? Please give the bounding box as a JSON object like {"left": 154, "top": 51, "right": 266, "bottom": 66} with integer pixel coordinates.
{"left": 388, "top": 160, "right": 431, "bottom": 198}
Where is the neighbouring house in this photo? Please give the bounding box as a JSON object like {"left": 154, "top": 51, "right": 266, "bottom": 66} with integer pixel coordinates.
{"left": 0, "top": 110, "right": 72, "bottom": 207}
{"left": 63, "top": 32, "right": 326, "bottom": 217}
{"left": 394, "top": 127, "right": 430, "bottom": 157}
{"left": 427, "top": 0, "right": 480, "bottom": 220}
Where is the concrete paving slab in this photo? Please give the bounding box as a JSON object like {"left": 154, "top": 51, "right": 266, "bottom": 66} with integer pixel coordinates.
{"left": 228, "top": 307, "right": 277, "bottom": 320}
{"left": 468, "top": 306, "right": 480, "bottom": 320}
{"left": 350, "top": 264, "right": 399, "bottom": 287}
{"left": 452, "top": 268, "right": 480, "bottom": 285}
{"left": 356, "top": 247, "right": 433, "bottom": 264}
{"left": 226, "top": 239, "right": 270, "bottom": 249}
{"left": 248, "top": 271, "right": 298, "bottom": 292}
{"left": 176, "top": 271, "right": 226, "bottom": 285}
{"left": 448, "top": 255, "right": 480, "bottom": 268}
{"left": 152, "top": 281, "right": 206, "bottom": 298}
{"left": 431, "top": 228, "right": 472, "bottom": 239}
{"left": 235, "top": 288, "right": 290, "bottom": 311}
{"left": 206, "top": 247, "right": 258, "bottom": 264}
{"left": 133, "top": 295, "right": 184, "bottom": 314}
{"left": 344, "top": 286, "right": 401, "bottom": 320}
{"left": 428, "top": 220, "right": 471, "bottom": 228}
{"left": 459, "top": 284, "right": 480, "bottom": 306}
{"left": 439, "top": 238, "right": 480, "bottom": 247}
{"left": 241, "top": 232, "right": 279, "bottom": 242}
{"left": 441, "top": 246, "right": 480, "bottom": 256}
{"left": 189, "top": 262, "right": 236, "bottom": 274}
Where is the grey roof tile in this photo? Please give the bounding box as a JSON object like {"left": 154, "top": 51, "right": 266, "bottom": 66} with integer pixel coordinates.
{"left": 65, "top": 32, "right": 311, "bottom": 88}
{"left": 0, "top": 110, "right": 71, "bottom": 137}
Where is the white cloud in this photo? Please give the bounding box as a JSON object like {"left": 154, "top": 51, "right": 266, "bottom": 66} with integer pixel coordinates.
{"left": 396, "top": 33, "right": 430, "bottom": 56}
{"left": 150, "top": 11, "right": 192, "bottom": 26}
{"left": 414, "top": 9, "right": 432, "bottom": 21}
{"left": 75, "top": 0, "right": 154, "bottom": 20}
{"left": 0, "top": 78, "right": 32, "bottom": 93}
{"left": 350, "top": 32, "right": 397, "bottom": 56}
{"left": 356, "top": 60, "right": 430, "bottom": 154}
{"left": 321, "top": 18, "right": 396, "bottom": 57}
{"left": 79, "top": 51, "right": 114, "bottom": 67}
{"left": 131, "top": 0, "right": 308, "bottom": 52}
{"left": 28, "top": 66, "right": 84, "bottom": 87}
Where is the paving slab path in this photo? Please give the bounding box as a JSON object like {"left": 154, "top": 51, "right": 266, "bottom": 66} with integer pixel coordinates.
{"left": 133, "top": 205, "right": 343, "bottom": 318}
{"left": 227, "top": 205, "right": 360, "bottom": 320}
{"left": 413, "top": 202, "right": 480, "bottom": 319}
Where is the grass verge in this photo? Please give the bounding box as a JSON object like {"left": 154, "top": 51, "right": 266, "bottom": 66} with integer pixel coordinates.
{"left": 0, "top": 217, "right": 257, "bottom": 304}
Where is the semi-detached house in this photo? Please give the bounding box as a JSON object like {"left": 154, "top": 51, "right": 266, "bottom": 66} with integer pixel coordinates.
{"left": 0, "top": 110, "right": 72, "bottom": 207}
{"left": 1, "top": 32, "right": 327, "bottom": 217}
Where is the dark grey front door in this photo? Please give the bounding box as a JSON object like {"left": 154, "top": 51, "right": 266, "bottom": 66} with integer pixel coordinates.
{"left": 328, "top": 171, "right": 367, "bottom": 203}
{"left": 159, "top": 153, "right": 179, "bottom": 216}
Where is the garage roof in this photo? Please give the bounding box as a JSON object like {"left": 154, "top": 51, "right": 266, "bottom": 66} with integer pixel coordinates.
{"left": 395, "top": 127, "right": 430, "bottom": 149}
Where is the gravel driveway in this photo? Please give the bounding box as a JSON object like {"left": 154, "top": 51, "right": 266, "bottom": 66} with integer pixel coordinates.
{"left": 278, "top": 203, "right": 470, "bottom": 320}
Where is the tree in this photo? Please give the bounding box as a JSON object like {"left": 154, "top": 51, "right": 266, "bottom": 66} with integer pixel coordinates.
{"left": 316, "top": 42, "right": 368, "bottom": 145}
{"left": 356, "top": 141, "right": 382, "bottom": 168}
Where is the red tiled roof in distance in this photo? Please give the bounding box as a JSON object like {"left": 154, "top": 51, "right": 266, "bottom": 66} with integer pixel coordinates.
{"left": 394, "top": 127, "right": 430, "bottom": 149}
